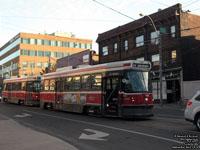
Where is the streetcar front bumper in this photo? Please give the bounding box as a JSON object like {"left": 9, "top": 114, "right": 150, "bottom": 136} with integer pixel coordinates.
{"left": 120, "top": 105, "right": 154, "bottom": 118}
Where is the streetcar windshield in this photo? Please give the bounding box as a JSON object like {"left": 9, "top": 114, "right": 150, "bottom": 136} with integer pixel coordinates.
{"left": 123, "top": 70, "right": 151, "bottom": 93}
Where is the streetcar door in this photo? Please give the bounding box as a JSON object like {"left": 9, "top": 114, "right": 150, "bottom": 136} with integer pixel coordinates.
{"left": 102, "top": 77, "right": 120, "bottom": 116}
{"left": 55, "top": 81, "right": 64, "bottom": 110}
{"left": 26, "top": 81, "right": 33, "bottom": 102}
{"left": 8, "top": 83, "right": 12, "bottom": 100}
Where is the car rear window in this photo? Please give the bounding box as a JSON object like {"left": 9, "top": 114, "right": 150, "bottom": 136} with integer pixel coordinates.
{"left": 195, "top": 95, "right": 200, "bottom": 101}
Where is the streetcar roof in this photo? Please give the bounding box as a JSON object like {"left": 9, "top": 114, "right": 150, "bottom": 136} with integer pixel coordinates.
{"left": 42, "top": 60, "right": 151, "bottom": 79}
{"left": 3, "top": 76, "right": 41, "bottom": 83}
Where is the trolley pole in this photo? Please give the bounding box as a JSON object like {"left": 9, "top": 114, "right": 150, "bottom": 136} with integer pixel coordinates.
{"left": 140, "top": 13, "right": 163, "bottom": 106}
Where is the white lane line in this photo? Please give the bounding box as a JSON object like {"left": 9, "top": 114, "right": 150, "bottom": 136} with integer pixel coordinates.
{"left": 24, "top": 110, "right": 183, "bottom": 144}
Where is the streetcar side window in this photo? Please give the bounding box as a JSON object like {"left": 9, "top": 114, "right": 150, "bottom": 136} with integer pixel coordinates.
{"left": 50, "top": 79, "right": 55, "bottom": 91}
{"left": 82, "top": 75, "right": 91, "bottom": 90}
{"left": 12, "top": 83, "right": 17, "bottom": 91}
{"left": 91, "top": 74, "right": 102, "bottom": 90}
{"left": 14, "top": 82, "right": 21, "bottom": 91}
{"left": 73, "top": 76, "right": 81, "bottom": 90}
{"left": 8, "top": 83, "right": 12, "bottom": 91}
{"left": 65, "top": 77, "right": 73, "bottom": 90}
{"left": 44, "top": 80, "right": 50, "bottom": 91}
{"left": 21, "top": 82, "right": 26, "bottom": 91}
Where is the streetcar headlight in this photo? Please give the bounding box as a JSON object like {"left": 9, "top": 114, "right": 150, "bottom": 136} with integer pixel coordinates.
{"left": 132, "top": 99, "right": 135, "bottom": 102}
{"left": 145, "top": 97, "right": 148, "bottom": 101}
{"left": 106, "top": 104, "right": 109, "bottom": 107}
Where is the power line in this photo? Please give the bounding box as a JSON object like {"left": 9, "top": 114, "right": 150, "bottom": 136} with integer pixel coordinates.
{"left": 183, "top": 0, "right": 200, "bottom": 8}
{"left": 150, "top": 0, "right": 169, "bottom": 7}
{"left": 0, "top": 15, "right": 128, "bottom": 23}
{"left": 92, "top": 0, "right": 136, "bottom": 21}
{"left": 191, "top": 7, "right": 200, "bottom": 12}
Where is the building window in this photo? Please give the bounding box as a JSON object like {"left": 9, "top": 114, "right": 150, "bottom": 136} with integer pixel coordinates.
{"left": 44, "top": 40, "right": 50, "bottom": 46}
{"left": 44, "top": 62, "right": 48, "bottom": 68}
{"left": 136, "top": 35, "right": 144, "bottom": 47}
{"left": 63, "top": 53, "right": 69, "bottom": 57}
{"left": 51, "top": 40, "right": 57, "bottom": 46}
{"left": 30, "top": 39, "right": 36, "bottom": 45}
{"left": 29, "top": 50, "right": 35, "bottom": 56}
{"left": 81, "top": 43, "right": 85, "bottom": 49}
{"left": 37, "top": 62, "right": 42, "bottom": 68}
{"left": 37, "top": 39, "right": 42, "bottom": 45}
{"left": 136, "top": 57, "right": 144, "bottom": 61}
{"left": 30, "top": 62, "right": 35, "bottom": 68}
{"left": 75, "top": 43, "right": 80, "bottom": 48}
{"left": 69, "top": 42, "right": 74, "bottom": 48}
{"left": 37, "top": 51, "right": 43, "bottom": 56}
{"left": 102, "top": 46, "right": 108, "bottom": 56}
{"left": 57, "top": 52, "right": 63, "bottom": 58}
{"left": 22, "top": 62, "right": 28, "bottom": 68}
{"left": 57, "top": 41, "right": 62, "bottom": 47}
{"left": 63, "top": 42, "right": 68, "bottom": 47}
{"left": 44, "top": 51, "right": 49, "bottom": 57}
{"left": 152, "top": 54, "right": 159, "bottom": 66}
{"left": 86, "top": 44, "right": 91, "bottom": 49}
{"left": 170, "top": 25, "right": 175, "bottom": 38}
{"left": 114, "top": 43, "right": 118, "bottom": 53}
{"left": 151, "top": 31, "right": 159, "bottom": 44}
{"left": 171, "top": 50, "right": 176, "bottom": 63}
{"left": 50, "top": 52, "right": 56, "bottom": 57}
{"left": 22, "top": 38, "right": 29, "bottom": 44}
{"left": 124, "top": 40, "right": 128, "bottom": 50}
{"left": 21, "top": 50, "right": 29, "bottom": 56}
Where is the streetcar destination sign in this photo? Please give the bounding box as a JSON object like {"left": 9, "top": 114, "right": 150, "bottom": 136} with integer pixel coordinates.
{"left": 132, "top": 63, "right": 150, "bottom": 68}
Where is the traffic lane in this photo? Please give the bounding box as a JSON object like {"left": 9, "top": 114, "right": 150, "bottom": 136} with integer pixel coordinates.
{"left": 14, "top": 110, "right": 197, "bottom": 149}
{"left": 1, "top": 103, "right": 199, "bottom": 149}
{"left": 12, "top": 109, "right": 184, "bottom": 150}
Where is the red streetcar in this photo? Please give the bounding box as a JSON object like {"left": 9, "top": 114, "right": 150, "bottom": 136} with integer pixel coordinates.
{"left": 40, "top": 60, "right": 153, "bottom": 118}
{"left": 2, "top": 76, "right": 41, "bottom": 106}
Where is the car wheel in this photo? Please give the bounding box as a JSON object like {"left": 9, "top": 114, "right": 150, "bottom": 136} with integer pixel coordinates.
{"left": 195, "top": 115, "right": 200, "bottom": 131}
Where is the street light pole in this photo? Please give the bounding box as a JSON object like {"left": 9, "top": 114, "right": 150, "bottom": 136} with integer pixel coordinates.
{"left": 139, "top": 13, "right": 163, "bottom": 106}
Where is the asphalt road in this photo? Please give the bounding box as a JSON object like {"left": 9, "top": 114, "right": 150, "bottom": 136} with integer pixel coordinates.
{"left": 0, "top": 102, "right": 200, "bottom": 150}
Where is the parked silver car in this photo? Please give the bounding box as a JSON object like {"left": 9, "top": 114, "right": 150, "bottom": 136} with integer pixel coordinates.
{"left": 185, "top": 91, "right": 200, "bottom": 131}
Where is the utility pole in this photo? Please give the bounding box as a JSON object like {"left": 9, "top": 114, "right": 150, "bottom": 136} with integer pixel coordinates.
{"left": 158, "top": 34, "right": 163, "bottom": 107}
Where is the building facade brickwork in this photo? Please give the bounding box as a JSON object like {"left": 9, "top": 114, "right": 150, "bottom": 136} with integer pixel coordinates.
{"left": 96, "top": 3, "right": 200, "bottom": 102}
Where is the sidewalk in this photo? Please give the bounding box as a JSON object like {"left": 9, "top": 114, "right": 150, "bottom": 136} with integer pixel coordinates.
{"left": 153, "top": 103, "right": 185, "bottom": 119}
{"left": 0, "top": 114, "right": 78, "bottom": 150}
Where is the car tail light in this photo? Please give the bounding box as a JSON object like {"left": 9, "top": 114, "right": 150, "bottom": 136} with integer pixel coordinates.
{"left": 187, "top": 101, "right": 192, "bottom": 106}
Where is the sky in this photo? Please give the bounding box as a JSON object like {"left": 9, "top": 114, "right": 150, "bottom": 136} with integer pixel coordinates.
{"left": 0, "top": 0, "right": 200, "bottom": 52}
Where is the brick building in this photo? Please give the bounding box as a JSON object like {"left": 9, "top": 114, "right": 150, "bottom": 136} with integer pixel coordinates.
{"left": 0, "top": 32, "right": 92, "bottom": 78}
{"left": 56, "top": 49, "right": 99, "bottom": 71}
{"left": 96, "top": 4, "right": 200, "bottom": 102}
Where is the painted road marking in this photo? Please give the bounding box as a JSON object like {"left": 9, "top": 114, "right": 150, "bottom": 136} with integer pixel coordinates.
{"left": 24, "top": 110, "right": 183, "bottom": 144}
{"left": 79, "top": 129, "right": 109, "bottom": 141}
{"left": 14, "top": 113, "right": 32, "bottom": 118}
